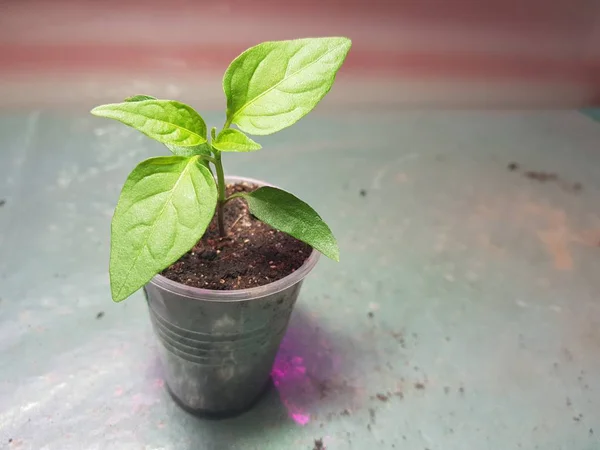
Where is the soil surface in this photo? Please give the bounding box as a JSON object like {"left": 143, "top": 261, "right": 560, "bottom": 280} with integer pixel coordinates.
{"left": 162, "top": 182, "right": 311, "bottom": 290}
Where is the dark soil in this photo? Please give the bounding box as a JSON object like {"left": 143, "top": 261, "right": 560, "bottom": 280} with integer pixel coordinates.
{"left": 96, "top": 311, "right": 104, "bottom": 320}
{"left": 414, "top": 382, "right": 425, "bottom": 390}
{"left": 162, "top": 182, "right": 311, "bottom": 290}
{"left": 0, "top": 199, "right": 5, "bottom": 207}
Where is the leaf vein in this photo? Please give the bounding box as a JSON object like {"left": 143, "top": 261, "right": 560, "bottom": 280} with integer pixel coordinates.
{"left": 117, "top": 110, "right": 204, "bottom": 143}
{"left": 243, "top": 105, "right": 301, "bottom": 119}
{"left": 121, "top": 189, "right": 171, "bottom": 215}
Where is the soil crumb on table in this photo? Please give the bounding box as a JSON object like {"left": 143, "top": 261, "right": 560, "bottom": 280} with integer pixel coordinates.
{"left": 524, "top": 170, "right": 557, "bottom": 182}
{"left": 162, "top": 182, "right": 311, "bottom": 290}
{"left": 313, "top": 438, "right": 325, "bottom": 450}
{"left": 376, "top": 393, "right": 389, "bottom": 402}
{"left": 507, "top": 162, "right": 583, "bottom": 193}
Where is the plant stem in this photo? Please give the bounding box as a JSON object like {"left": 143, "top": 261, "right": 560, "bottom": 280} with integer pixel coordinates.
{"left": 214, "top": 151, "right": 227, "bottom": 237}
{"left": 212, "top": 119, "right": 232, "bottom": 238}
{"left": 199, "top": 154, "right": 217, "bottom": 165}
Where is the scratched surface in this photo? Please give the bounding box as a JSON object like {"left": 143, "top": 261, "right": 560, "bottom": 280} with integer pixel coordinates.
{"left": 1, "top": 109, "right": 599, "bottom": 449}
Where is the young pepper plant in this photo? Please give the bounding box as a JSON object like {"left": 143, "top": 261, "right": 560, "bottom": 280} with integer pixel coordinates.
{"left": 91, "top": 37, "right": 351, "bottom": 302}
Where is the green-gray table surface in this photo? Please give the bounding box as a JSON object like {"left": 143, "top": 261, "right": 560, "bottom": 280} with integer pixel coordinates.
{"left": 1, "top": 108, "right": 599, "bottom": 450}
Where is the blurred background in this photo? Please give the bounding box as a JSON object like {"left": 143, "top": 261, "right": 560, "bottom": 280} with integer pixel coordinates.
{"left": 1, "top": 0, "right": 599, "bottom": 110}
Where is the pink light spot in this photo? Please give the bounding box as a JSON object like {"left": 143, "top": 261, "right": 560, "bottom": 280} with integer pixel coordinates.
{"left": 291, "top": 412, "right": 310, "bottom": 426}
{"left": 152, "top": 378, "right": 165, "bottom": 389}
{"left": 271, "top": 354, "right": 313, "bottom": 425}
{"left": 114, "top": 387, "right": 123, "bottom": 396}
{"left": 271, "top": 368, "right": 285, "bottom": 378}
{"left": 271, "top": 313, "right": 352, "bottom": 426}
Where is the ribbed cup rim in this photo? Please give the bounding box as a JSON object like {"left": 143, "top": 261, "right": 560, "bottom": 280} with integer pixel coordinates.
{"left": 148, "top": 176, "right": 321, "bottom": 302}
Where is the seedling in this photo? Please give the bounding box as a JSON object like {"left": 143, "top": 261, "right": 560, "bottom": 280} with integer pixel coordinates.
{"left": 92, "top": 37, "right": 351, "bottom": 302}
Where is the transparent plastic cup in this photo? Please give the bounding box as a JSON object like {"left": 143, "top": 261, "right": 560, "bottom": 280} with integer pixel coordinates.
{"left": 143, "top": 176, "right": 320, "bottom": 417}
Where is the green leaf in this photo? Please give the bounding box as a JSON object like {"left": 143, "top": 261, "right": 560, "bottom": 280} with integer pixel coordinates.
{"left": 124, "top": 94, "right": 157, "bottom": 102}
{"left": 212, "top": 128, "right": 262, "bottom": 152}
{"left": 165, "top": 144, "right": 213, "bottom": 171}
{"left": 91, "top": 99, "right": 207, "bottom": 147}
{"left": 121, "top": 95, "right": 213, "bottom": 159}
{"left": 165, "top": 142, "right": 213, "bottom": 159}
{"left": 223, "top": 37, "right": 351, "bottom": 135}
{"left": 240, "top": 186, "right": 339, "bottom": 261}
{"left": 110, "top": 156, "right": 217, "bottom": 302}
